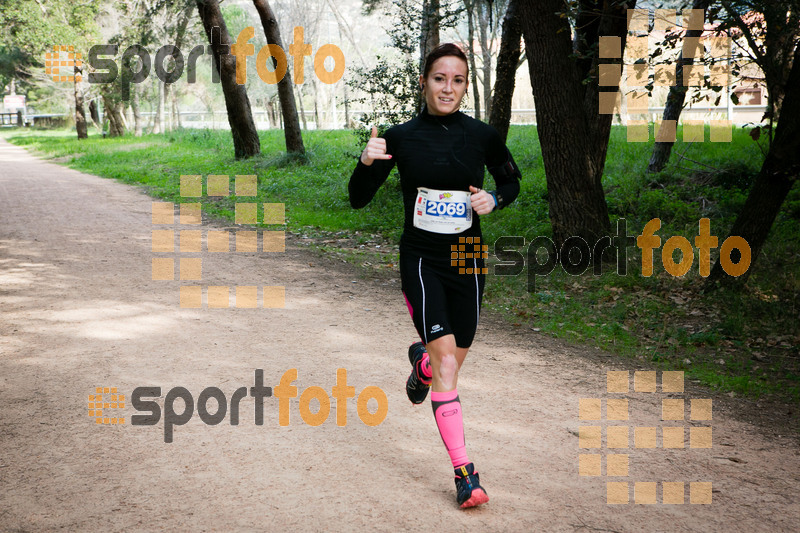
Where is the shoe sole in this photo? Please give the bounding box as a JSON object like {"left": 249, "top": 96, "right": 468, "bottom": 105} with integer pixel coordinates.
{"left": 459, "top": 488, "right": 489, "bottom": 509}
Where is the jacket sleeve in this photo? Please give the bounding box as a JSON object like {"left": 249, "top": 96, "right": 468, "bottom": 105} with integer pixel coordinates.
{"left": 349, "top": 128, "right": 397, "bottom": 209}
{"left": 348, "top": 156, "right": 395, "bottom": 209}
{"left": 484, "top": 128, "right": 521, "bottom": 210}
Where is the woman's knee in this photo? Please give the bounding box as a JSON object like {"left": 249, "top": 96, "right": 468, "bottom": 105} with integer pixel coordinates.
{"left": 436, "top": 352, "right": 459, "bottom": 380}
{"left": 427, "top": 336, "right": 463, "bottom": 390}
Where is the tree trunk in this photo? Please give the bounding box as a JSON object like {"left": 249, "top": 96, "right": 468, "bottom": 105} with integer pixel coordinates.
{"left": 297, "top": 87, "right": 307, "bottom": 130}
{"left": 343, "top": 78, "right": 351, "bottom": 128}
{"left": 325, "top": 0, "right": 369, "bottom": 68}
{"left": 119, "top": 103, "right": 130, "bottom": 132}
{"left": 169, "top": 1, "right": 193, "bottom": 133}
{"left": 761, "top": 4, "right": 793, "bottom": 126}
{"left": 477, "top": 1, "right": 493, "bottom": 121}
{"left": 720, "top": 1, "right": 798, "bottom": 147}
{"left": 195, "top": 0, "right": 261, "bottom": 159}
{"left": 648, "top": 0, "right": 710, "bottom": 173}
{"left": 252, "top": 0, "right": 305, "bottom": 154}
{"left": 153, "top": 80, "right": 164, "bottom": 134}
{"left": 759, "top": 5, "right": 800, "bottom": 148}
{"left": 418, "top": 0, "right": 441, "bottom": 114}
{"left": 172, "top": 94, "right": 181, "bottom": 129}
{"left": 466, "top": 0, "right": 481, "bottom": 119}
{"left": 330, "top": 84, "right": 337, "bottom": 128}
{"left": 74, "top": 65, "right": 88, "bottom": 140}
{"left": 89, "top": 99, "right": 100, "bottom": 130}
{"left": 102, "top": 95, "right": 126, "bottom": 137}
{"left": 312, "top": 77, "right": 321, "bottom": 129}
{"left": 163, "top": 83, "right": 173, "bottom": 132}
{"left": 108, "top": 102, "right": 120, "bottom": 136}
{"left": 131, "top": 83, "right": 143, "bottom": 137}
{"left": 705, "top": 44, "right": 800, "bottom": 288}
{"left": 420, "top": 0, "right": 441, "bottom": 71}
{"left": 519, "top": 0, "right": 634, "bottom": 250}
{"left": 164, "top": 87, "right": 174, "bottom": 133}
{"left": 490, "top": 0, "right": 521, "bottom": 141}
{"left": 266, "top": 98, "right": 275, "bottom": 128}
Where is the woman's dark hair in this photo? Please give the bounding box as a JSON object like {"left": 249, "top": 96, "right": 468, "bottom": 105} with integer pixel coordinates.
{"left": 422, "top": 43, "right": 469, "bottom": 80}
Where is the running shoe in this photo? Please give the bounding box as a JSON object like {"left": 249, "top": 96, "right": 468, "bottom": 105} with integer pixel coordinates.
{"left": 454, "top": 463, "right": 489, "bottom": 508}
{"left": 406, "top": 341, "right": 431, "bottom": 404}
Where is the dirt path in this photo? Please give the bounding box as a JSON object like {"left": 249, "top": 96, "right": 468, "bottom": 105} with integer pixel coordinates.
{"left": 0, "top": 137, "right": 798, "bottom": 532}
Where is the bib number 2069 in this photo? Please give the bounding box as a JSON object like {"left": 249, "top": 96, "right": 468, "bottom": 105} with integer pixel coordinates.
{"left": 426, "top": 200, "right": 467, "bottom": 217}
{"left": 413, "top": 188, "right": 472, "bottom": 234}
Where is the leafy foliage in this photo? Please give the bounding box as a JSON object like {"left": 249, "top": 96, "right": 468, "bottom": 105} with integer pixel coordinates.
{"left": 348, "top": 0, "right": 462, "bottom": 145}
{"left": 0, "top": 0, "right": 102, "bottom": 111}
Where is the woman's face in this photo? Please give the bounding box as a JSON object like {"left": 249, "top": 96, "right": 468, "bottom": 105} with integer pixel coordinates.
{"left": 421, "top": 55, "right": 469, "bottom": 116}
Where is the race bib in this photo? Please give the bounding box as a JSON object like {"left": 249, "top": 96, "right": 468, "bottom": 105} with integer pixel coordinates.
{"left": 412, "top": 188, "right": 472, "bottom": 234}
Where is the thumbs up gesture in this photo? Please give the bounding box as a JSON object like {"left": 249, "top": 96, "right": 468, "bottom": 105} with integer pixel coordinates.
{"left": 360, "top": 125, "right": 392, "bottom": 166}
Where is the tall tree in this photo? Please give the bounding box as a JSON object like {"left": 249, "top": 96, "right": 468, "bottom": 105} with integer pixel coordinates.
{"left": 476, "top": 0, "right": 494, "bottom": 120}
{"left": 0, "top": 0, "right": 100, "bottom": 139}
{"left": 116, "top": 0, "right": 195, "bottom": 135}
{"left": 326, "top": 0, "right": 369, "bottom": 68}
{"left": 465, "top": 0, "right": 481, "bottom": 119}
{"left": 350, "top": 0, "right": 460, "bottom": 130}
{"left": 421, "top": 0, "right": 442, "bottom": 71}
{"left": 131, "top": 82, "right": 143, "bottom": 136}
{"left": 164, "top": 0, "right": 196, "bottom": 134}
{"left": 519, "top": 0, "right": 636, "bottom": 250}
{"left": 58, "top": 1, "right": 99, "bottom": 139}
{"left": 648, "top": 0, "right": 711, "bottom": 173}
{"left": 102, "top": 92, "right": 127, "bottom": 136}
{"left": 706, "top": 43, "right": 800, "bottom": 287}
{"left": 74, "top": 63, "right": 88, "bottom": 139}
{"left": 195, "top": 0, "right": 261, "bottom": 159}
{"left": 649, "top": 0, "right": 799, "bottom": 172}
{"left": 489, "top": 0, "right": 521, "bottom": 140}
{"left": 252, "top": 0, "right": 305, "bottom": 155}
{"left": 418, "top": 0, "right": 441, "bottom": 113}
{"left": 152, "top": 75, "right": 165, "bottom": 134}
{"left": 715, "top": 0, "right": 800, "bottom": 144}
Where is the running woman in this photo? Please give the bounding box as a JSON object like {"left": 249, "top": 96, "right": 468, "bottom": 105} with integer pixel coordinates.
{"left": 349, "top": 43, "right": 521, "bottom": 508}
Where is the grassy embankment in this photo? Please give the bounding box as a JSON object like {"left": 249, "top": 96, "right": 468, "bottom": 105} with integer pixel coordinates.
{"left": 4, "top": 125, "right": 798, "bottom": 402}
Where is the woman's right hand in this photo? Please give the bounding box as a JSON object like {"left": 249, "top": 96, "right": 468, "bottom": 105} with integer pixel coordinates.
{"left": 360, "top": 126, "right": 392, "bottom": 166}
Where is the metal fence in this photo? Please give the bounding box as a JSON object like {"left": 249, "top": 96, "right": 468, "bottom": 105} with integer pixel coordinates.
{"left": 0, "top": 111, "right": 23, "bottom": 127}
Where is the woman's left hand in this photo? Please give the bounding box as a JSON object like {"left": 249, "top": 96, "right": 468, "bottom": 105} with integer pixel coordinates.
{"left": 469, "top": 186, "right": 495, "bottom": 215}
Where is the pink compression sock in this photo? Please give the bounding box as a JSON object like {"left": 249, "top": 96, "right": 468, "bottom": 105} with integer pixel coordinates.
{"left": 431, "top": 389, "right": 470, "bottom": 468}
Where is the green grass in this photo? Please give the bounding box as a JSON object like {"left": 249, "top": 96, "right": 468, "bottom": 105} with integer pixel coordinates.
{"left": 4, "top": 124, "right": 798, "bottom": 403}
